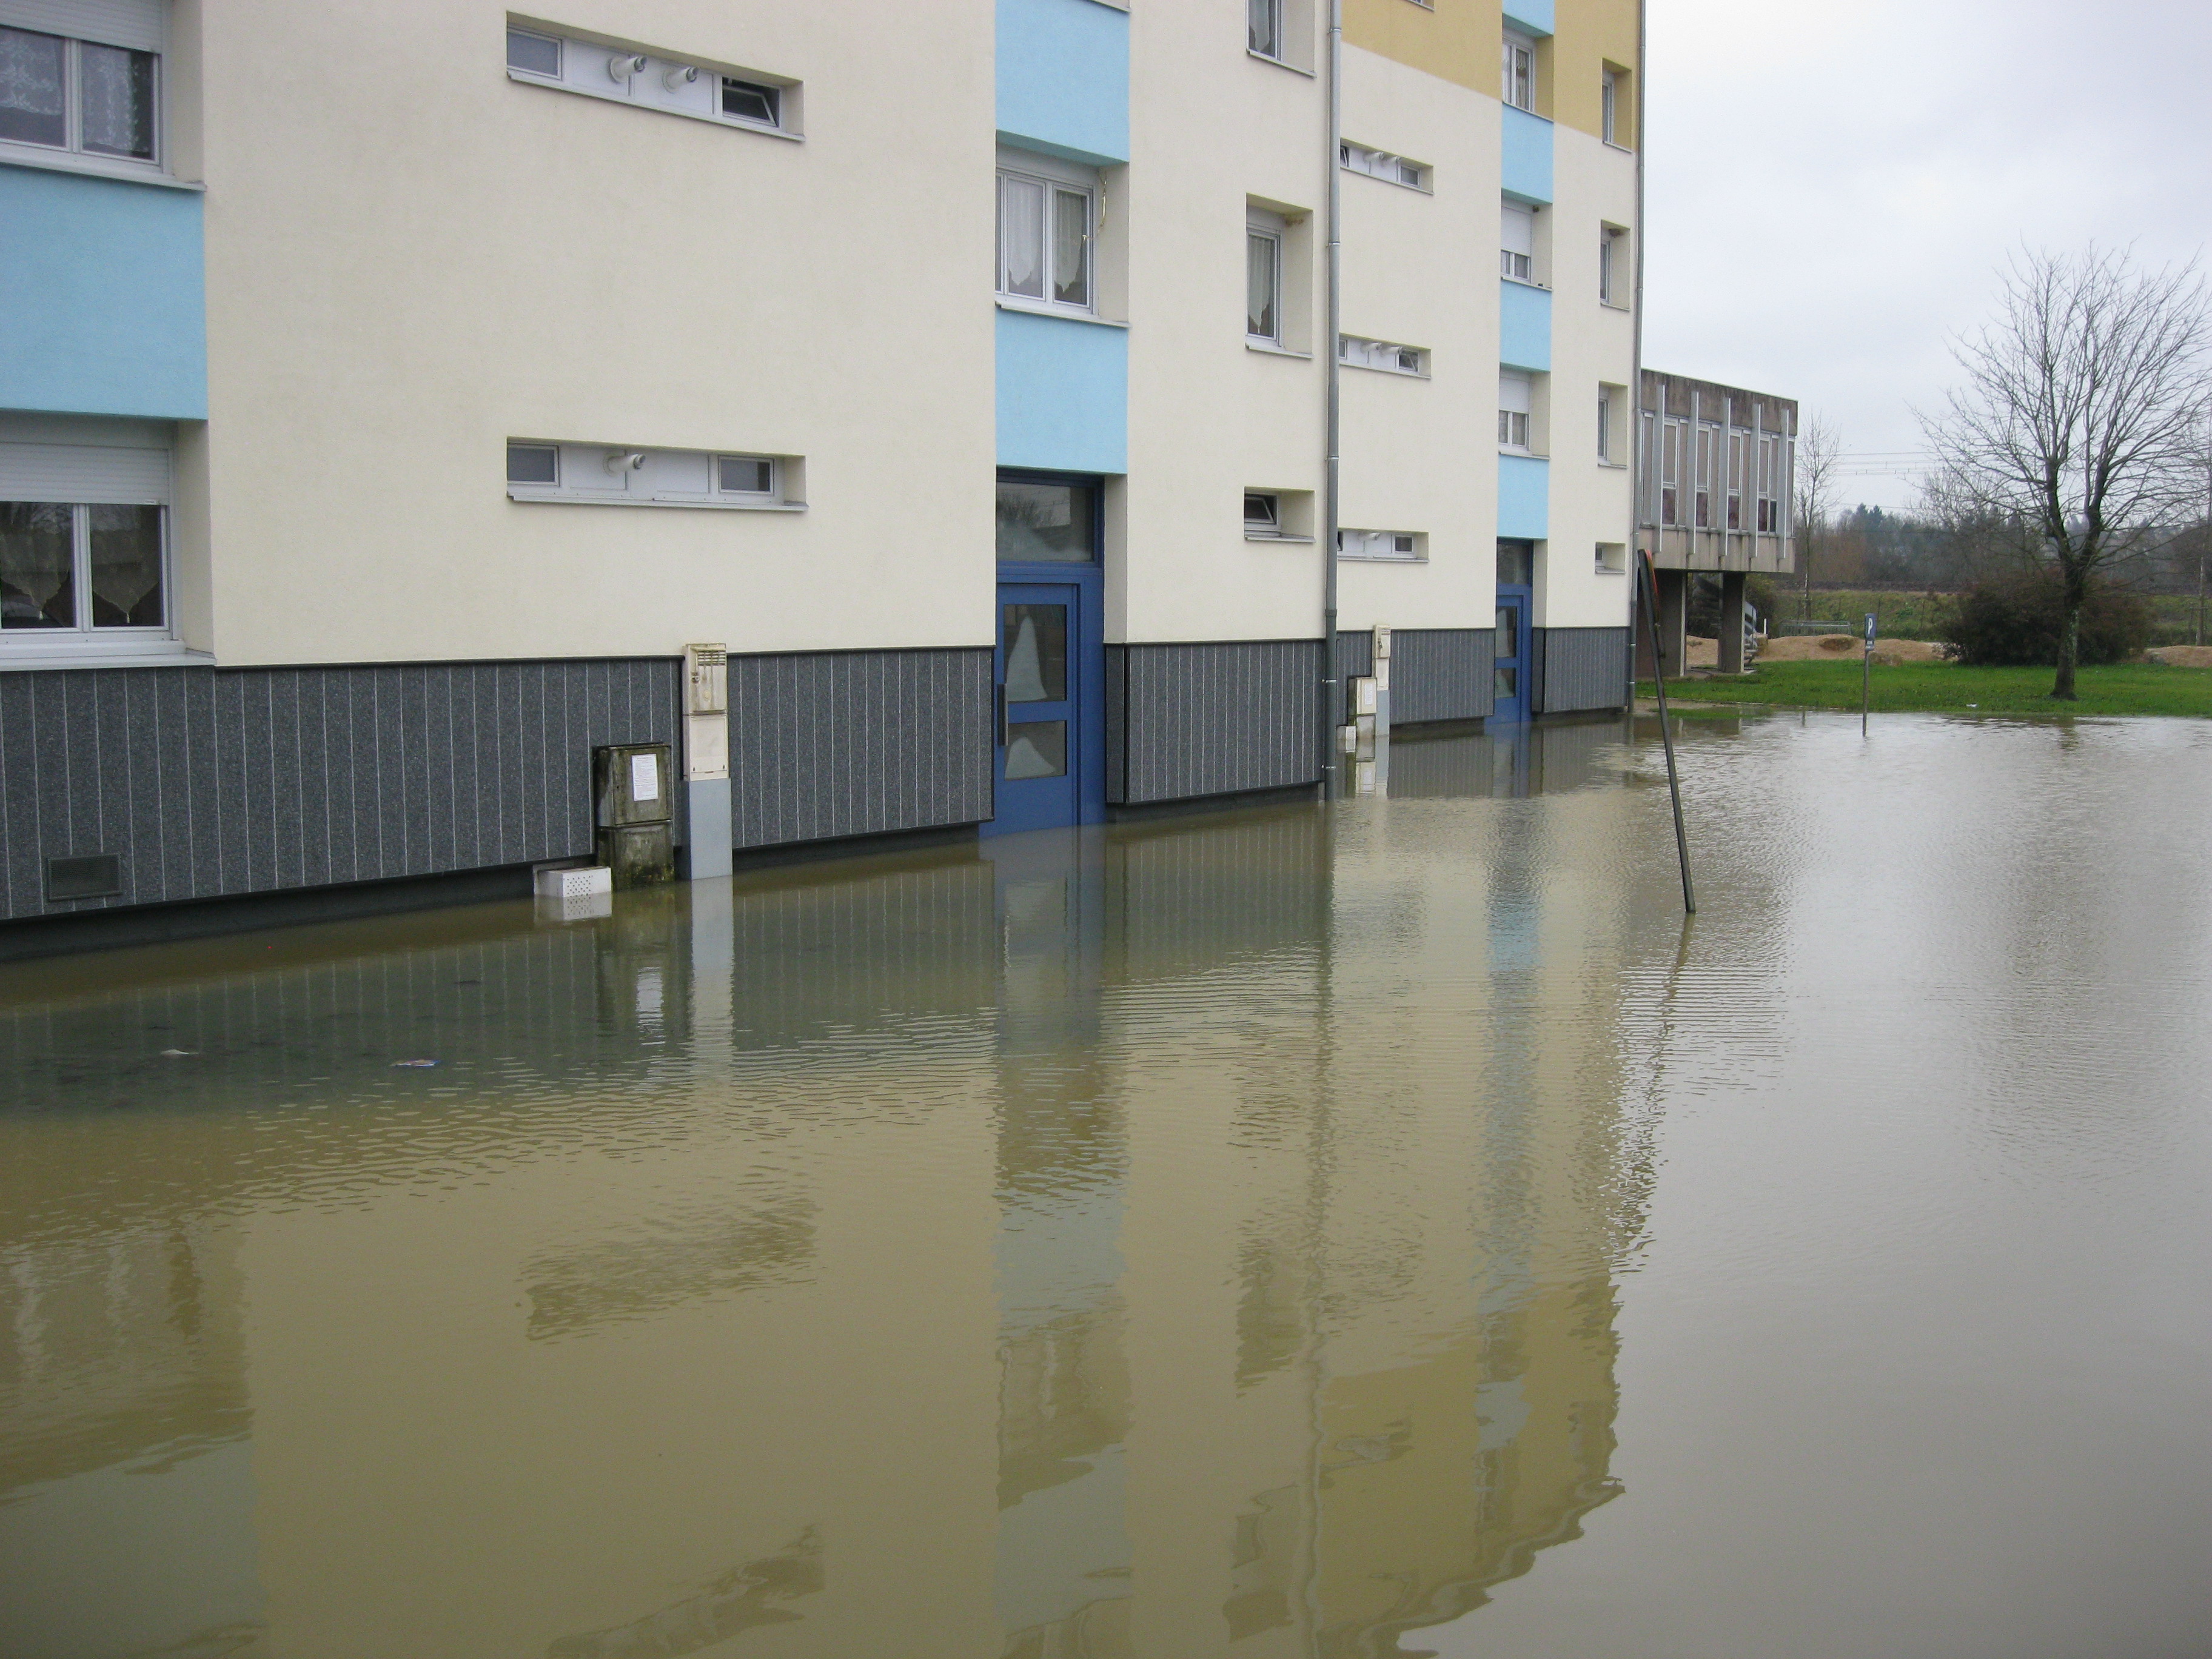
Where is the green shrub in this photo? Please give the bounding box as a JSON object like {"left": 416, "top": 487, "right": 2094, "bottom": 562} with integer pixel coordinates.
{"left": 1939, "top": 569, "right": 2154, "bottom": 666}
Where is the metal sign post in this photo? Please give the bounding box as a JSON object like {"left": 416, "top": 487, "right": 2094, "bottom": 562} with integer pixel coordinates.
{"left": 1862, "top": 612, "right": 1876, "bottom": 736}
{"left": 1637, "top": 550, "right": 1697, "bottom": 916}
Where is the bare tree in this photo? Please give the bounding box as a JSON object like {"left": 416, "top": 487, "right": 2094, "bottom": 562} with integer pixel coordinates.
{"left": 1793, "top": 415, "right": 1840, "bottom": 620}
{"left": 1920, "top": 247, "right": 2212, "bottom": 698}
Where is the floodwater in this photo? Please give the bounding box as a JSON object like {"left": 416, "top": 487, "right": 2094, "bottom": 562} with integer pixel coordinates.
{"left": 3, "top": 712, "right": 2210, "bottom": 1659}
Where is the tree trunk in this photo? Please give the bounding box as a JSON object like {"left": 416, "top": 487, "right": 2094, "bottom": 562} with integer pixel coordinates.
{"left": 2053, "top": 569, "right": 2084, "bottom": 700}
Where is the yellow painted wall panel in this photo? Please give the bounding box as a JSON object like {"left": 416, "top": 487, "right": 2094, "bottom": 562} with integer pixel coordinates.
{"left": 1550, "top": 0, "right": 1640, "bottom": 145}
{"left": 1342, "top": 0, "right": 1503, "bottom": 97}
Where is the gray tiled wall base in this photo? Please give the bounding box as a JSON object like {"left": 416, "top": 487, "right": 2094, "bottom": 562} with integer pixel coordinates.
{"left": 725, "top": 648, "right": 993, "bottom": 850}
{"left": 0, "top": 659, "right": 682, "bottom": 925}
{"left": 1538, "top": 627, "right": 1631, "bottom": 713}
{"left": 1107, "top": 640, "right": 1326, "bottom": 806}
{"left": 1333, "top": 629, "right": 1495, "bottom": 725}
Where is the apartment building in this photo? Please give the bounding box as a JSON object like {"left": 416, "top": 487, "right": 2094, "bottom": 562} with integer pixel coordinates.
{"left": 0, "top": 0, "right": 1641, "bottom": 944}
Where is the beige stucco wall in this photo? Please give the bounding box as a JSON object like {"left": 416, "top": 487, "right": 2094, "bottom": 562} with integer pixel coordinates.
{"left": 1539, "top": 117, "right": 1638, "bottom": 629}
{"left": 189, "top": 1, "right": 997, "bottom": 667}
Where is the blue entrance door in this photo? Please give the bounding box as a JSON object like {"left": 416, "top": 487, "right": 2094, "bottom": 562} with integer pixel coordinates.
{"left": 990, "top": 580, "right": 1102, "bottom": 834}
{"left": 1493, "top": 589, "right": 1532, "bottom": 722}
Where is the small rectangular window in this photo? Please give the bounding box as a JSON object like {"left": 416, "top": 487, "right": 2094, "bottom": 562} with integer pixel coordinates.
{"left": 1502, "top": 32, "right": 1534, "bottom": 112}
{"left": 997, "top": 163, "right": 1096, "bottom": 315}
{"left": 0, "top": 24, "right": 160, "bottom": 166}
{"left": 1601, "top": 70, "right": 1619, "bottom": 144}
{"left": 0, "top": 27, "right": 67, "bottom": 149}
{"left": 718, "top": 455, "right": 775, "bottom": 496}
{"left": 1501, "top": 200, "right": 1535, "bottom": 283}
{"left": 506, "top": 29, "right": 561, "bottom": 77}
{"left": 997, "top": 476, "right": 1098, "bottom": 563}
{"left": 1244, "top": 492, "right": 1279, "bottom": 528}
{"left": 1248, "top": 0, "right": 1282, "bottom": 59}
{"left": 2, "top": 501, "right": 165, "bottom": 635}
{"left": 1247, "top": 230, "right": 1281, "bottom": 343}
{"left": 507, "top": 444, "right": 559, "bottom": 485}
{"left": 720, "top": 78, "right": 780, "bottom": 127}
{"left": 1498, "top": 371, "right": 1533, "bottom": 453}
{"left": 1598, "top": 392, "right": 1611, "bottom": 462}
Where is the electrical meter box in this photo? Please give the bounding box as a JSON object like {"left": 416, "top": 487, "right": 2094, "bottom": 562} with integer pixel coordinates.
{"left": 592, "top": 743, "right": 675, "bottom": 889}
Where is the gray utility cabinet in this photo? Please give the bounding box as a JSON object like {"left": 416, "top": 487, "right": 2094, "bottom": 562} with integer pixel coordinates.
{"left": 592, "top": 743, "right": 675, "bottom": 889}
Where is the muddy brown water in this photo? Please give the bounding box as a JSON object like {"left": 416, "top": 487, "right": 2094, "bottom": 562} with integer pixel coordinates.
{"left": 3, "top": 713, "right": 2208, "bottom": 1659}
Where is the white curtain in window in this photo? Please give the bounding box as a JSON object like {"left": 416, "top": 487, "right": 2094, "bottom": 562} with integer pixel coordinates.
{"left": 0, "top": 27, "right": 66, "bottom": 147}
{"left": 1051, "top": 188, "right": 1088, "bottom": 308}
{"left": 999, "top": 176, "right": 1045, "bottom": 300}
{"left": 1247, "top": 232, "right": 1279, "bottom": 340}
{"left": 79, "top": 42, "right": 154, "bottom": 159}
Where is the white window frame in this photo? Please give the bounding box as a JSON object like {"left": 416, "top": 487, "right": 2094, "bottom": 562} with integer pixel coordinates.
{"left": 503, "top": 19, "right": 800, "bottom": 140}
{"left": 1498, "top": 371, "right": 1535, "bottom": 454}
{"left": 1338, "top": 335, "right": 1428, "bottom": 377}
{"left": 1248, "top": 0, "right": 1283, "bottom": 61}
{"left": 506, "top": 441, "right": 805, "bottom": 511}
{"left": 1502, "top": 30, "right": 1535, "bottom": 112}
{"left": 1, "top": 417, "right": 180, "bottom": 665}
{"left": 996, "top": 160, "right": 1096, "bottom": 317}
{"left": 1339, "top": 141, "right": 1430, "bottom": 192}
{"left": 1244, "top": 492, "right": 1280, "bottom": 531}
{"left": 1247, "top": 218, "right": 1284, "bottom": 346}
{"left": 1501, "top": 199, "right": 1537, "bottom": 285}
{"left": 1338, "top": 529, "right": 1424, "bottom": 563}
{"left": 0, "top": 16, "right": 168, "bottom": 184}
{"left": 1601, "top": 69, "right": 1619, "bottom": 144}
{"left": 1598, "top": 390, "right": 1612, "bottom": 464}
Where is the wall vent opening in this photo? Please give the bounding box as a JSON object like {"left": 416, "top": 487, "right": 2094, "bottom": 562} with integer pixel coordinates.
{"left": 46, "top": 854, "right": 122, "bottom": 901}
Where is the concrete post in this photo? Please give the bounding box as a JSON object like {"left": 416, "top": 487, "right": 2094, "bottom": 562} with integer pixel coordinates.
{"left": 682, "top": 643, "right": 732, "bottom": 880}
{"left": 1718, "top": 571, "right": 1748, "bottom": 674}
{"left": 1635, "top": 567, "right": 1690, "bottom": 680}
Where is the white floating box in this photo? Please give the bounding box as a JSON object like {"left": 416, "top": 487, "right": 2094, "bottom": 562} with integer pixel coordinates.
{"left": 535, "top": 865, "right": 613, "bottom": 900}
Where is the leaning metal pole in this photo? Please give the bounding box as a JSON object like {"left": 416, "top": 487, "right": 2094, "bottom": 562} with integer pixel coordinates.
{"left": 1637, "top": 549, "right": 1697, "bottom": 916}
{"left": 1319, "top": 0, "right": 1343, "bottom": 797}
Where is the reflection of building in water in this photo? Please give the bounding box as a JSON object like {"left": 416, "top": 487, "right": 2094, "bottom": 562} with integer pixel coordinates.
{"left": 0, "top": 768, "right": 1643, "bottom": 1657}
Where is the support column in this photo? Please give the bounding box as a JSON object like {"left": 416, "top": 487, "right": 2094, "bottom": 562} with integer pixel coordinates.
{"left": 1718, "top": 571, "right": 1748, "bottom": 674}
{"left": 682, "top": 643, "right": 732, "bottom": 880}
{"left": 1636, "top": 566, "right": 1690, "bottom": 680}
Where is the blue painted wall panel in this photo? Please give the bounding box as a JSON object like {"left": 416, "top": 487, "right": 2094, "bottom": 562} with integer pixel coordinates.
{"left": 1500, "top": 280, "right": 1551, "bottom": 372}
{"left": 1503, "top": 0, "right": 1555, "bottom": 36}
{"left": 1498, "top": 455, "right": 1550, "bottom": 540}
{"left": 997, "top": 0, "right": 1129, "bottom": 164}
{"left": 1501, "top": 107, "right": 1553, "bottom": 204}
{"left": 997, "top": 309, "right": 1127, "bottom": 474}
{"left": 0, "top": 167, "right": 206, "bottom": 419}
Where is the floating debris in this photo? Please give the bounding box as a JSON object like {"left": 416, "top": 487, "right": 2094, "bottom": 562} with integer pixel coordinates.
{"left": 392, "top": 1059, "right": 440, "bottom": 1068}
{"left": 158, "top": 1049, "right": 196, "bottom": 1057}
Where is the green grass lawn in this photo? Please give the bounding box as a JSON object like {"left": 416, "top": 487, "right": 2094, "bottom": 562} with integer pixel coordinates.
{"left": 1642, "top": 659, "right": 2212, "bottom": 718}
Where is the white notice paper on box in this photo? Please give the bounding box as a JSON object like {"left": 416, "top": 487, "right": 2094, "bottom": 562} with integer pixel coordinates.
{"left": 630, "top": 752, "right": 660, "bottom": 804}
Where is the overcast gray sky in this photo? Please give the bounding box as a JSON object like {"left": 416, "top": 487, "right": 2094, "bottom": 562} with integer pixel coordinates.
{"left": 1643, "top": 0, "right": 2212, "bottom": 511}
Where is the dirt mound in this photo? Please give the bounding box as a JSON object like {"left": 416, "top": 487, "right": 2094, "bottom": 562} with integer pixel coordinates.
{"left": 1751, "top": 634, "right": 1950, "bottom": 665}
{"left": 2148, "top": 645, "right": 2212, "bottom": 669}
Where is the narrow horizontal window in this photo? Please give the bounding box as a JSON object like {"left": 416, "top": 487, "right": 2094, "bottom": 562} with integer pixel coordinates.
{"left": 1244, "top": 492, "right": 1279, "bottom": 528}
{"left": 1339, "top": 335, "right": 1426, "bottom": 375}
{"left": 721, "top": 78, "right": 779, "bottom": 127}
{"left": 1337, "top": 529, "right": 1424, "bottom": 562}
{"left": 1340, "top": 141, "right": 1430, "bottom": 192}
{"left": 509, "top": 443, "right": 800, "bottom": 508}
{"left": 506, "top": 24, "right": 796, "bottom": 137}
{"left": 506, "top": 29, "right": 561, "bottom": 77}
{"left": 717, "top": 454, "right": 774, "bottom": 495}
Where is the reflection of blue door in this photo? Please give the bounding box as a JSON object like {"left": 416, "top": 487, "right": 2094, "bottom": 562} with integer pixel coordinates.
{"left": 1492, "top": 588, "right": 1532, "bottom": 722}
{"left": 990, "top": 577, "right": 1104, "bottom": 835}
